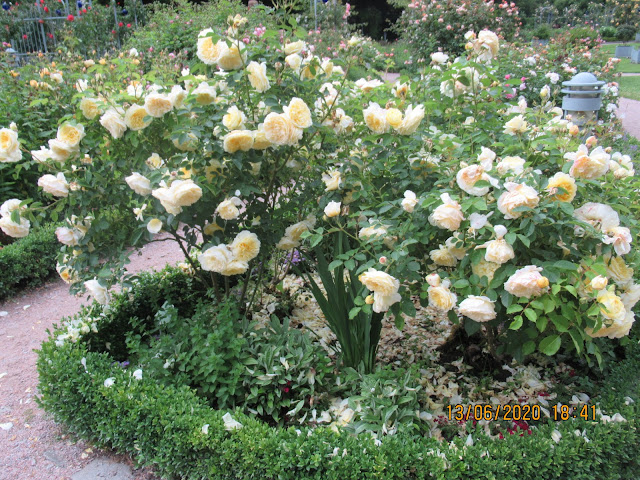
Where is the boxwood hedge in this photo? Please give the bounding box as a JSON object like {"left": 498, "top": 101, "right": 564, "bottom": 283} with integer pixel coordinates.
{"left": 36, "top": 269, "right": 640, "bottom": 479}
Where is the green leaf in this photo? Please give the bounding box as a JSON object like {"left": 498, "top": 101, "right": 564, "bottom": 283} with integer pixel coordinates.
{"left": 524, "top": 308, "right": 537, "bottom": 322}
{"left": 538, "top": 335, "right": 562, "bottom": 356}
{"left": 522, "top": 341, "right": 536, "bottom": 356}
{"left": 453, "top": 279, "right": 469, "bottom": 288}
{"left": 507, "top": 304, "right": 523, "bottom": 314}
{"left": 554, "top": 260, "right": 578, "bottom": 271}
{"left": 464, "top": 317, "right": 481, "bottom": 336}
{"left": 509, "top": 315, "right": 523, "bottom": 330}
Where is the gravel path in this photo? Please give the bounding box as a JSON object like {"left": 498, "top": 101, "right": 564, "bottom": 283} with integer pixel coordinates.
{"left": 0, "top": 237, "right": 184, "bottom": 480}
{"left": 618, "top": 97, "right": 640, "bottom": 140}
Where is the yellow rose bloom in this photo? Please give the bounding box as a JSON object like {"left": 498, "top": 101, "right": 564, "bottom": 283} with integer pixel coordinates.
{"left": 284, "top": 97, "right": 312, "bottom": 129}
{"left": 546, "top": 172, "right": 577, "bottom": 202}
{"left": 230, "top": 230, "right": 260, "bottom": 262}
{"left": 80, "top": 98, "right": 100, "bottom": 120}
{"left": 125, "top": 105, "right": 152, "bottom": 131}
{"left": 57, "top": 123, "right": 85, "bottom": 147}
{"left": 246, "top": 61, "right": 270, "bottom": 93}
{"left": 223, "top": 130, "right": 254, "bottom": 153}
{"left": 386, "top": 108, "right": 403, "bottom": 129}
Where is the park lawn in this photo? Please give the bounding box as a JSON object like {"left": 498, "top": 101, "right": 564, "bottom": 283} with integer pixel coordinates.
{"left": 620, "top": 75, "right": 640, "bottom": 101}
{"left": 600, "top": 43, "right": 640, "bottom": 73}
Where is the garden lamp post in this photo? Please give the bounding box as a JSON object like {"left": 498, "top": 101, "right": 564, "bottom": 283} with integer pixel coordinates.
{"left": 561, "top": 72, "right": 605, "bottom": 127}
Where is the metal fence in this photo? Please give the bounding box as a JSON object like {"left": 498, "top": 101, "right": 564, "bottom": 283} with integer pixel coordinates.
{"left": 2, "top": 0, "right": 143, "bottom": 63}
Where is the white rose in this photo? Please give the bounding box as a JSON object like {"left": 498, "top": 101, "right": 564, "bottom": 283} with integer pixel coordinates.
{"left": 47, "top": 139, "right": 78, "bottom": 162}
{"left": 0, "top": 216, "right": 30, "bottom": 238}
{"left": 99, "top": 109, "right": 127, "bottom": 139}
{"left": 285, "top": 54, "right": 302, "bottom": 71}
{"left": 322, "top": 170, "right": 341, "bottom": 191}
{"left": 497, "top": 182, "right": 539, "bottom": 219}
{"left": 85, "top": 279, "right": 108, "bottom": 304}
{"left": 504, "top": 265, "right": 549, "bottom": 298}
{"left": 459, "top": 295, "right": 496, "bottom": 322}
{"left": 431, "top": 52, "right": 449, "bottom": 64}
{"left": 401, "top": 190, "right": 418, "bottom": 213}
{"left": 216, "top": 197, "right": 242, "bottom": 220}
{"left": 125, "top": 172, "right": 152, "bottom": 196}
{"left": 573, "top": 203, "right": 619, "bottom": 232}
{"left": 324, "top": 201, "right": 341, "bottom": 218}
{"left": 428, "top": 285, "right": 457, "bottom": 311}
{"left": 38, "top": 172, "right": 69, "bottom": 197}
{"left": 395, "top": 104, "right": 424, "bottom": 135}
{"left": 147, "top": 218, "right": 162, "bottom": 234}
{"left": 503, "top": 115, "right": 528, "bottom": 135}
{"left": 171, "top": 179, "right": 202, "bottom": 207}
{"left": 429, "top": 193, "right": 464, "bottom": 231}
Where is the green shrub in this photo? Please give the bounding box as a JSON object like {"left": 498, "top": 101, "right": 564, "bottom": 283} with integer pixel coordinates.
{"left": 36, "top": 269, "right": 640, "bottom": 479}
{"left": 0, "top": 222, "right": 59, "bottom": 300}
{"left": 532, "top": 24, "right": 552, "bottom": 40}
{"left": 127, "top": 297, "right": 336, "bottom": 425}
{"left": 617, "top": 24, "right": 637, "bottom": 42}
{"left": 600, "top": 26, "right": 617, "bottom": 40}
{"left": 124, "top": 0, "right": 275, "bottom": 58}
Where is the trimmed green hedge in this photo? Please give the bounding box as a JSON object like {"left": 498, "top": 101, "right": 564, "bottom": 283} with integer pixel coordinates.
{"left": 0, "top": 223, "right": 60, "bottom": 301}
{"left": 37, "top": 269, "right": 640, "bottom": 479}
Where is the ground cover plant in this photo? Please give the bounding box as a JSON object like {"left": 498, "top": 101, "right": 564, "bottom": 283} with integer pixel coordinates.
{"left": 0, "top": 7, "right": 635, "bottom": 477}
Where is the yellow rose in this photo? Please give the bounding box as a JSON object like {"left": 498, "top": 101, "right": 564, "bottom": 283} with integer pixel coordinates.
{"left": 252, "top": 125, "right": 271, "bottom": 150}
{"left": 172, "top": 179, "right": 202, "bottom": 207}
{"left": 546, "top": 172, "right": 577, "bottom": 202}
{"left": 263, "top": 112, "right": 301, "bottom": 146}
{"left": 57, "top": 123, "right": 85, "bottom": 147}
{"left": 38, "top": 172, "right": 69, "bottom": 197}
{"left": 197, "top": 29, "right": 221, "bottom": 65}
{"left": 0, "top": 215, "right": 30, "bottom": 238}
{"left": 429, "top": 246, "right": 458, "bottom": 267}
{"left": 284, "top": 97, "right": 312, "bottom": 129}
{"left": 173, "top": 133, "right": 199, "bottom": 151}
{"left": 80, "top": 98, "right": 100, "bottom": 120}
{"left": 124, "top": 105, "right": 152, "bottom": 131}
{"left": 0, "top": 128, "right": 21, "bottom": 163}
{"left": 497, "top": 182, "right": 539, "bottom": 219}
{"left": 230, "top": 230, "right": 260, "bottom": 262}
{"left": 359, "top": 268, "right": 399, "bottom": 297}
{"left": 100, "top": 109, "right": 127, "bottom": 139}
{"left": 147, "top": 218, "right": 163, "bottom": 234}
{"left": 606, "top": 256, "right": 634, "bottom": 286}
{"left": 223, "top": 130, "right": 254, "bottom": 153}
{"left": 322, "top": 170, "right": 341, "bottom": 191}
{"left": 216, "top": 197, "right": 242, "bottom": 220}
{"left": 285, "top": 54, "right": 302, "bottom": 71}
{"left": 125, "top": 172, "right": 152, "bottom": 196}
{"left": 144, "top": 93, "right": 173, "bottom": 118}
{"left": 217, "top": 41, "right": 246, "bottom": 71}
{"left": 395, "top": 104, "right": 425, "bottom": 135}
{"left": 472, "top": 259, "right": 501, "bottom": 282}
{"left": 428, "top": 193, "right": 464, "bottom": 231}
{"left": 222, "top": 106, "right": 246, "bottom": 131}
{"left": 146, "top": 153, "right": 164, "bottom": 169}
{"left": 504, "top": 265, "right": 549, "bottom": 298}
{"left": 284, "top": 40, "right": 305, "bottom": 55}
{"left": 428, "top": 285, "right": 457, "bottom": 311}
{"left": 503, "top": 115, "right": 528, "bottom": 135}
{"left": 246, "top": 61, "right": 270, "bottom": 93}
{"left": 47, "top": 138, "right": 78, "bottom": 161}
{"left": 363, "top": 103, "right": 389, "bottom": 134}
{"left": 473, "top": 30, "right": 499, "bottom": 62}
{"left": 386, "top": 108, "right": 403, "bottom": 129}
{"left": 597, "top": 290, "right": 626, "bottom": 322}
{"left": 192, "top": 82, "right": 217, "bottom": 105}
{"left": 199, "top": 245, "right": 233, "bottom": 272}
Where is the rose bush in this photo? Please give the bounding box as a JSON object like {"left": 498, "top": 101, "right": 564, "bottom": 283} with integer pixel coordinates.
{"left": 4, "top": 16, "right": 638, "bottom": 369}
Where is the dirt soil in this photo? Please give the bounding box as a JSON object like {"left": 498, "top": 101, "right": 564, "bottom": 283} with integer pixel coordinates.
{"left": 0, "top": 238, "right": 184, "bottom": 480}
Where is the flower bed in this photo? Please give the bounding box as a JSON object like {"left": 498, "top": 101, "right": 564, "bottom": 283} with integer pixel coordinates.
{"left": 37, "top": 268, "right": 640, "bottom": 479}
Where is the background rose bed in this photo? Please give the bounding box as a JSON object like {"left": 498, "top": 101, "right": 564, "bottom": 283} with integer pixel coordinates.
{"left": 0, "top": 2, "right": 638, "bottom": 476}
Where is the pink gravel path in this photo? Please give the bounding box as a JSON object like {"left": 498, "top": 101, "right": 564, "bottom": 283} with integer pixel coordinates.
{"left": 0, "top": 237, "right": 184, "bottom": 480}
{"left": 618, "top": 97, "right": 640, "bottom": 141}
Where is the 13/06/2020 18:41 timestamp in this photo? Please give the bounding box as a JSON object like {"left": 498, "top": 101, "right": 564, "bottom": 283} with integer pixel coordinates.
{"left": 553, "top": 404, "right": 597, "bottom": 421}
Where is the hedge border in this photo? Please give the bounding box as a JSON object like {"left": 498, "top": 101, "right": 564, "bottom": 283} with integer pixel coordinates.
{"left": 0, "top": 222, "right": 60, "bottom": 301}
{"left": 36, "top": 269, "right": 640, "bottom": 480}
